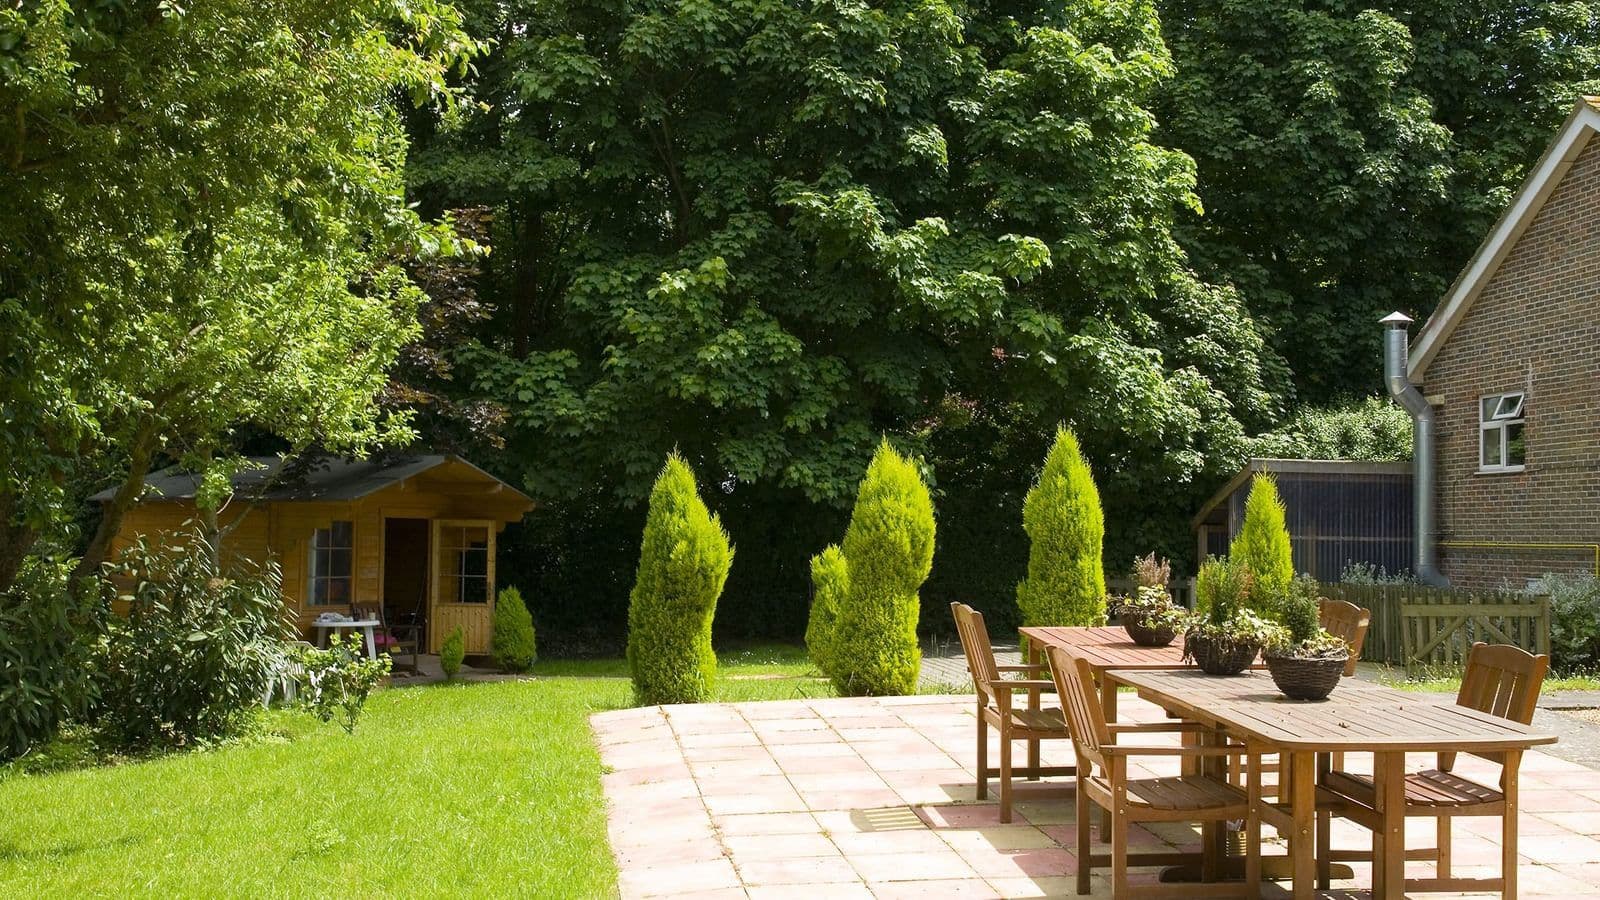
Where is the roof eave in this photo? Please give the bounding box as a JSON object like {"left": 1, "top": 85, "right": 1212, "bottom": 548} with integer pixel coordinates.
{"left": 1409, "top": 98, "right": 1600, "bottom": 381}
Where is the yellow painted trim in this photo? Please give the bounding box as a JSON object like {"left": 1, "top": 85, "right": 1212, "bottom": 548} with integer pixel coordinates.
{"left": 1437, "top": 540, "right": 1600, "bottom": 577}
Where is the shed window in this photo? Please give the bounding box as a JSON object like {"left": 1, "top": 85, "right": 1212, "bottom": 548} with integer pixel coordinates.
{"left": 309, "top": 521, "right": 354, "bottom": 605}
{"left": 1479, "top": 392, "right": 1525, "bottom": 473}
{"left": 438, "top": 524, "right": 490, "bottom": 604}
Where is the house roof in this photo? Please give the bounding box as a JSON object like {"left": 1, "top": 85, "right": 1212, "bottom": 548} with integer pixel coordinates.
{"left": 1409, "top": 97, "right": 1600, "bottom": 380}
{"left": 91, "top": 454, "right": 534, "bottom": 507}
{"left": 1191, "top": 458, "right": 1412, "bottom": 530}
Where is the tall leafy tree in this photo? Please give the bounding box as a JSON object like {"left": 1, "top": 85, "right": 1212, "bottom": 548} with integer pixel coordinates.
{"left": 0, "top": 0, "right": 477, "bottom": 590}
{"left": 413, "top": 0, "right": 1272, "bottom": 519}
{"left": 1157, "top": 0, "right": 1453, "bottom": 403}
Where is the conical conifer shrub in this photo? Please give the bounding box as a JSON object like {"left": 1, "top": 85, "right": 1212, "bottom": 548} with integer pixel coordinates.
{"left": 1016, "top": 426, "right": 1106, "bottom": 628}
{"left": 627, "top": 454, "right": 734, "bottom": 705}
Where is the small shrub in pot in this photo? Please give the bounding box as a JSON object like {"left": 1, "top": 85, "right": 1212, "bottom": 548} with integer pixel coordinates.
{"left": 1117, "top": 585, "right": 1184, "bottom": 647}
{"left": 1183, "top": 557, "right": 1269, "bottom": 675}
{"left": 1262, "top": 576, "right": 1349, "bottom": 701}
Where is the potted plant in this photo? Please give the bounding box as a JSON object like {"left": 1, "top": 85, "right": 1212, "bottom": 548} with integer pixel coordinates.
{"left": 1183, "top": 557, "right": 1271, "bottom": 675}
{"left": 1263, "top": 576, "right": 1350, "bottom": 701}
{"left": 1115, "top": 555, "right": 1184, "bottom": 646}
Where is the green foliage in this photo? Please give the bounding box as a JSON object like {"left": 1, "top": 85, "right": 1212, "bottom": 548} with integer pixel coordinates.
{"left": 420, "top": 0, "right": 1271, "bottom": 524}
{"left": 290, "top": 635, "right": 392, "bottom": 734}
{"left": 1017, "top": 428, "right": 1107, "bottom": 629}
{"left": 828, "top": 442, "right": 935, "bottom": 696}
{"left": 1340, "top": 561, "right": 1416, "bottom": 585}
{"left": 1280, "top": 576, "right": 1323, "bottom": 644}
{"left": 491, "top": 586, "right": 537, "bottom": 673}
{"left": 1541, "top": 573, "right": 1600, "bottom": 673}
{"left": 626, "top": 455, "right": 734, "bottom": 705}
{"left": 1252, "top": 398, "right": 1413, "bottom": 461}
{"left": 440, "top": 627, "right": 465, "bottom": 681}
{"left": 1231, "top": 474, "right": 1295, "bottom": 605}
{"left": 0, "top": 559, "right": 103, "bottom": 760}
{"left": 1117, "top": 585, "right": 1187, "bottom": 632}
{"left": 1159, "top": 0, "right": 1600, "bottom": 403}
{"left": 805, "top": 545, "right": 848, "bottom": 679}
{"left": 0, "top": 0, "right": 480, "bottom": 589}
{"left": 93, "top": 532, "right": 291, "bottom": 751}
{"left": 1194, "top": 556, "right": 1254, "bottom": 628}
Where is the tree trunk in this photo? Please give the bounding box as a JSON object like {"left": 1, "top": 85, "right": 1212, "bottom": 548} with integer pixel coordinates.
{"left": 73, "top": 431, "right": 158, "bottom": 583}
{"left": 0, "top": 492, "right": 38, "bottom": 594}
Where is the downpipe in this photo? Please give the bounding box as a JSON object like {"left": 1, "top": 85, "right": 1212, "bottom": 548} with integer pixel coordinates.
{"left": 1382, "top": 312, "right": 1448, "bottom": 586}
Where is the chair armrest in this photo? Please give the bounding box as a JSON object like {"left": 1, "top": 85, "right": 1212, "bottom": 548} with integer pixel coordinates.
{"left": 998, "top": 679, "right": 1056, "bottom": 692}
{"left": 1106, "top": 721, "right": 1206, "bottom": 734}
{"left": 1102, "top": 745, "right": 1248, "bottom": 759}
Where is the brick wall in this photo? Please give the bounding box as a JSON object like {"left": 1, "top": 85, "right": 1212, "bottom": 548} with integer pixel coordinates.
{"left": 1420, "top": 133, "right": 1600, "bottom": 588}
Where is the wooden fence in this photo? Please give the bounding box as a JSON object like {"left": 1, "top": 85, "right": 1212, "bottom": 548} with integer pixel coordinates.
{"left": 1318, "top": 583, "right": 1550, "bottom": 674}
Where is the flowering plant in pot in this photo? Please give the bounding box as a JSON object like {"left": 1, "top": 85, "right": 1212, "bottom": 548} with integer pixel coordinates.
{"left": 1114, "top": 553, "right": 1183, "bottom": 646}
{"left": 1183, "top": 557, "right": 1270, "bottom": 675}
{"left": 1262, "top": 576, "right": 1349, "bottom": 701}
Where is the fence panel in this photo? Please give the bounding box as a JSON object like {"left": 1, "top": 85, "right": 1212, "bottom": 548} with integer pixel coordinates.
{"left": 1319, "top": 583, "right": 1550, "bottom": 673}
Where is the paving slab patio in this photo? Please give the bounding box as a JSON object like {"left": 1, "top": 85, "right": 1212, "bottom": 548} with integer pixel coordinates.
{"left": 592, "top": 694, "right": 1600, "bottom": 899}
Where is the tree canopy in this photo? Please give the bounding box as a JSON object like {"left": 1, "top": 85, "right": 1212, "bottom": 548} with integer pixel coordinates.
{"left": 412, "top": 0, "right": 1272, "bottom": 515}
{"left": 0, "top": 0, "right": 477, "bottom": 589}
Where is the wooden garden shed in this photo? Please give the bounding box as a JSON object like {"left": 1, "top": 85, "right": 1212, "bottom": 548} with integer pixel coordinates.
{"left": 1192, "top": 458, "right": 1413, "bottom": 583}
{"left": 94, "top": 455, "right": 534, "bottom": 654}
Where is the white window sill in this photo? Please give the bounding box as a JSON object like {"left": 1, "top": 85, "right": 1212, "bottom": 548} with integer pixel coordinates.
{"left": 1476, "top": 466, "right": 1526, "bottom": 475}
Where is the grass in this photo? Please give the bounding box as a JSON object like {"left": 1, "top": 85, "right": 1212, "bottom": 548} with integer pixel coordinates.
{"left": 1372, "top": 664, "right": 1600, "bottom": 693}
{"left": 0, "top": 643, "right": 836, "bottom": 897}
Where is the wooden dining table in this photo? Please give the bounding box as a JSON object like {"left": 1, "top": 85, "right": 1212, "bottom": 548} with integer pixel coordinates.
{"left": 1109, "top": 667, "right": 1559, "bottom": 900}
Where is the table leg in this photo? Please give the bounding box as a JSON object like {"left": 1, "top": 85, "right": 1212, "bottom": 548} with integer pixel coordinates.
{"left": 1026, "top": 641, "right": 1041, "bottom": 779}
{"left": 1316, "top": 751, "right": 1332, "bottom": 890}
{"left": 1373, "top": 751, "right": 1405, "bottom": 900}
{"left": 1288, "top": 750, "right": 1315, "bottom": 900}
{"left": 363, "top": 626, "right": 377, "bottom": 660}
{"left": 1503, "top": 750, "right": 1521, "bottom": 898}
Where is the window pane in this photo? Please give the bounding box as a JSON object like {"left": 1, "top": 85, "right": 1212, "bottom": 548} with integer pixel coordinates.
{"left": 1506, "top": 422, "right": 1526, "bottom": 466}
{"left": 313, "top": 577, "right": 328, "bottom": 604}
{"left": 314, "top": 527, "right": 331, "bottom": 550}
{"left": 329, "top": 548, "right": 351, "bottom": 578}
{"left": 462, "top": 576, "right": 487, "bottom": 604}
{"left": 327, "top": 577, "right": 349, "bottom": 603}
{"left": 1494, "top": 393, "right": 1524, "bottom": 420}
{"left": 1481, "top": 396, "right": 1498, "bottom": 421}
{"left": 1482, "top": 426, "right": 1503, "bottom": 467}
{"left": 331, "top": 521, "right": 353, "bottom": 547}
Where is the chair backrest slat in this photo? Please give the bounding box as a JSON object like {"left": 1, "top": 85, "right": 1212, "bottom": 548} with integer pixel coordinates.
{"left": 1320, "top": 598, "right": 1371, "bottom": 677}
{"left": 1445, "top": 641, "right": 1548, "bottom": 770}
{"left": 1046, "top": 645, "right": 1107, "bottom": 773}
{"left": 950, "top": 603, "right": 1001, "bottom": 704}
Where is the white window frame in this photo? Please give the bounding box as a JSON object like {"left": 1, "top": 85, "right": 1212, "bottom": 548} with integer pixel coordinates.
{"left": 308, "top": 520, "right": 355, "bottom": 606}
{"left": 1478, "top": 391, "right": 1526, "bottom": 473}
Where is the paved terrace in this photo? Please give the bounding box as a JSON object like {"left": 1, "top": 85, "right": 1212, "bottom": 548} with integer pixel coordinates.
{"left": 592, "top": 694, "right": 1600, "bottom": 899}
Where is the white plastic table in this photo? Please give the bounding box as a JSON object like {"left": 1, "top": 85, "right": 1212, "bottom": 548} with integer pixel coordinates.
{"left": 311, "top": 619, "right": 380, "bottom": 659}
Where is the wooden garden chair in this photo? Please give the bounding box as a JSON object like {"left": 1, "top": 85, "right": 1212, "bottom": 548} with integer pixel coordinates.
{"left": 1319, "top": 598, "right": 1371, "bottom": 677}
{"left": 949, "top": 602, "right": 1075, "bottom": 823}
{"left": 355, "top": 603, "right": 422, "bottom": 672}
{"left": 1316, "top": 641, "right": 1549, "bottom": 896}
{"left": 1046, "top": 644, "right": 1262, "bottom": 898}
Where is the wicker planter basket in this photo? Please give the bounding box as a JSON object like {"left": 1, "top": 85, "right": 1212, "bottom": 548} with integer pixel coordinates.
{"left": 1185, "top": 634, "right": 1260, "bottom": 676}
{"left": 1264, "top": 652, "right": 1348, "bottom": 701}
{"left": 1122, "top": 616, "right": 1177, "bottom": 648}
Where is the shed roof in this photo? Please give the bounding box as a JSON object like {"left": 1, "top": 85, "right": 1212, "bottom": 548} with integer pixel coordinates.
{"left": 91, "top": 454, "right": 533, "bottom": 507}
{"left": 1191, "top": 458, "right": 1411, "bottom": 529}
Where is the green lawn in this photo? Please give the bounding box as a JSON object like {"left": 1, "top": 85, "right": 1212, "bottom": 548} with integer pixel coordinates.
{"left": 1373, "top": 665, "right": 1600, "bottom": 693}
{"left": 0, "top": 644, "right": 834, "bottom": 897}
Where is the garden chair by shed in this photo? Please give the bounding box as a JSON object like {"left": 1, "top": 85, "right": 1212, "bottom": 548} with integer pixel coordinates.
{"left": 1046, "top": 644, "right": 1261, "bottom": 899}
{"left": 356, "top": 604, "right": 422, "bottom": 673}
{"left": 950, "top": 602, "right": 1075, "bottom": 823}
{"left": 262, "top": 640, "right": 316, "bottom": 708}
{"left": 1316, "top": 641, "right": 1548, "bottom": 896}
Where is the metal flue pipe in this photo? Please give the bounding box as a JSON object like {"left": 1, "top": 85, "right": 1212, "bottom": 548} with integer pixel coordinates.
{"left": 1382, "top": 312, "right": 1447, "bottom": 585}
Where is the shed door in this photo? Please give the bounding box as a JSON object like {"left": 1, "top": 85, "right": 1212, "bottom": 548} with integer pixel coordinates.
{"left": 429, "top": 519, "right": 496, "bottom": 654}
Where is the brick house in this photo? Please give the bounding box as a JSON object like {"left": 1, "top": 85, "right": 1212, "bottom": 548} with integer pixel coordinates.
{"left": 1400, "top": 97, "right": 1600, "bottom": 588}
